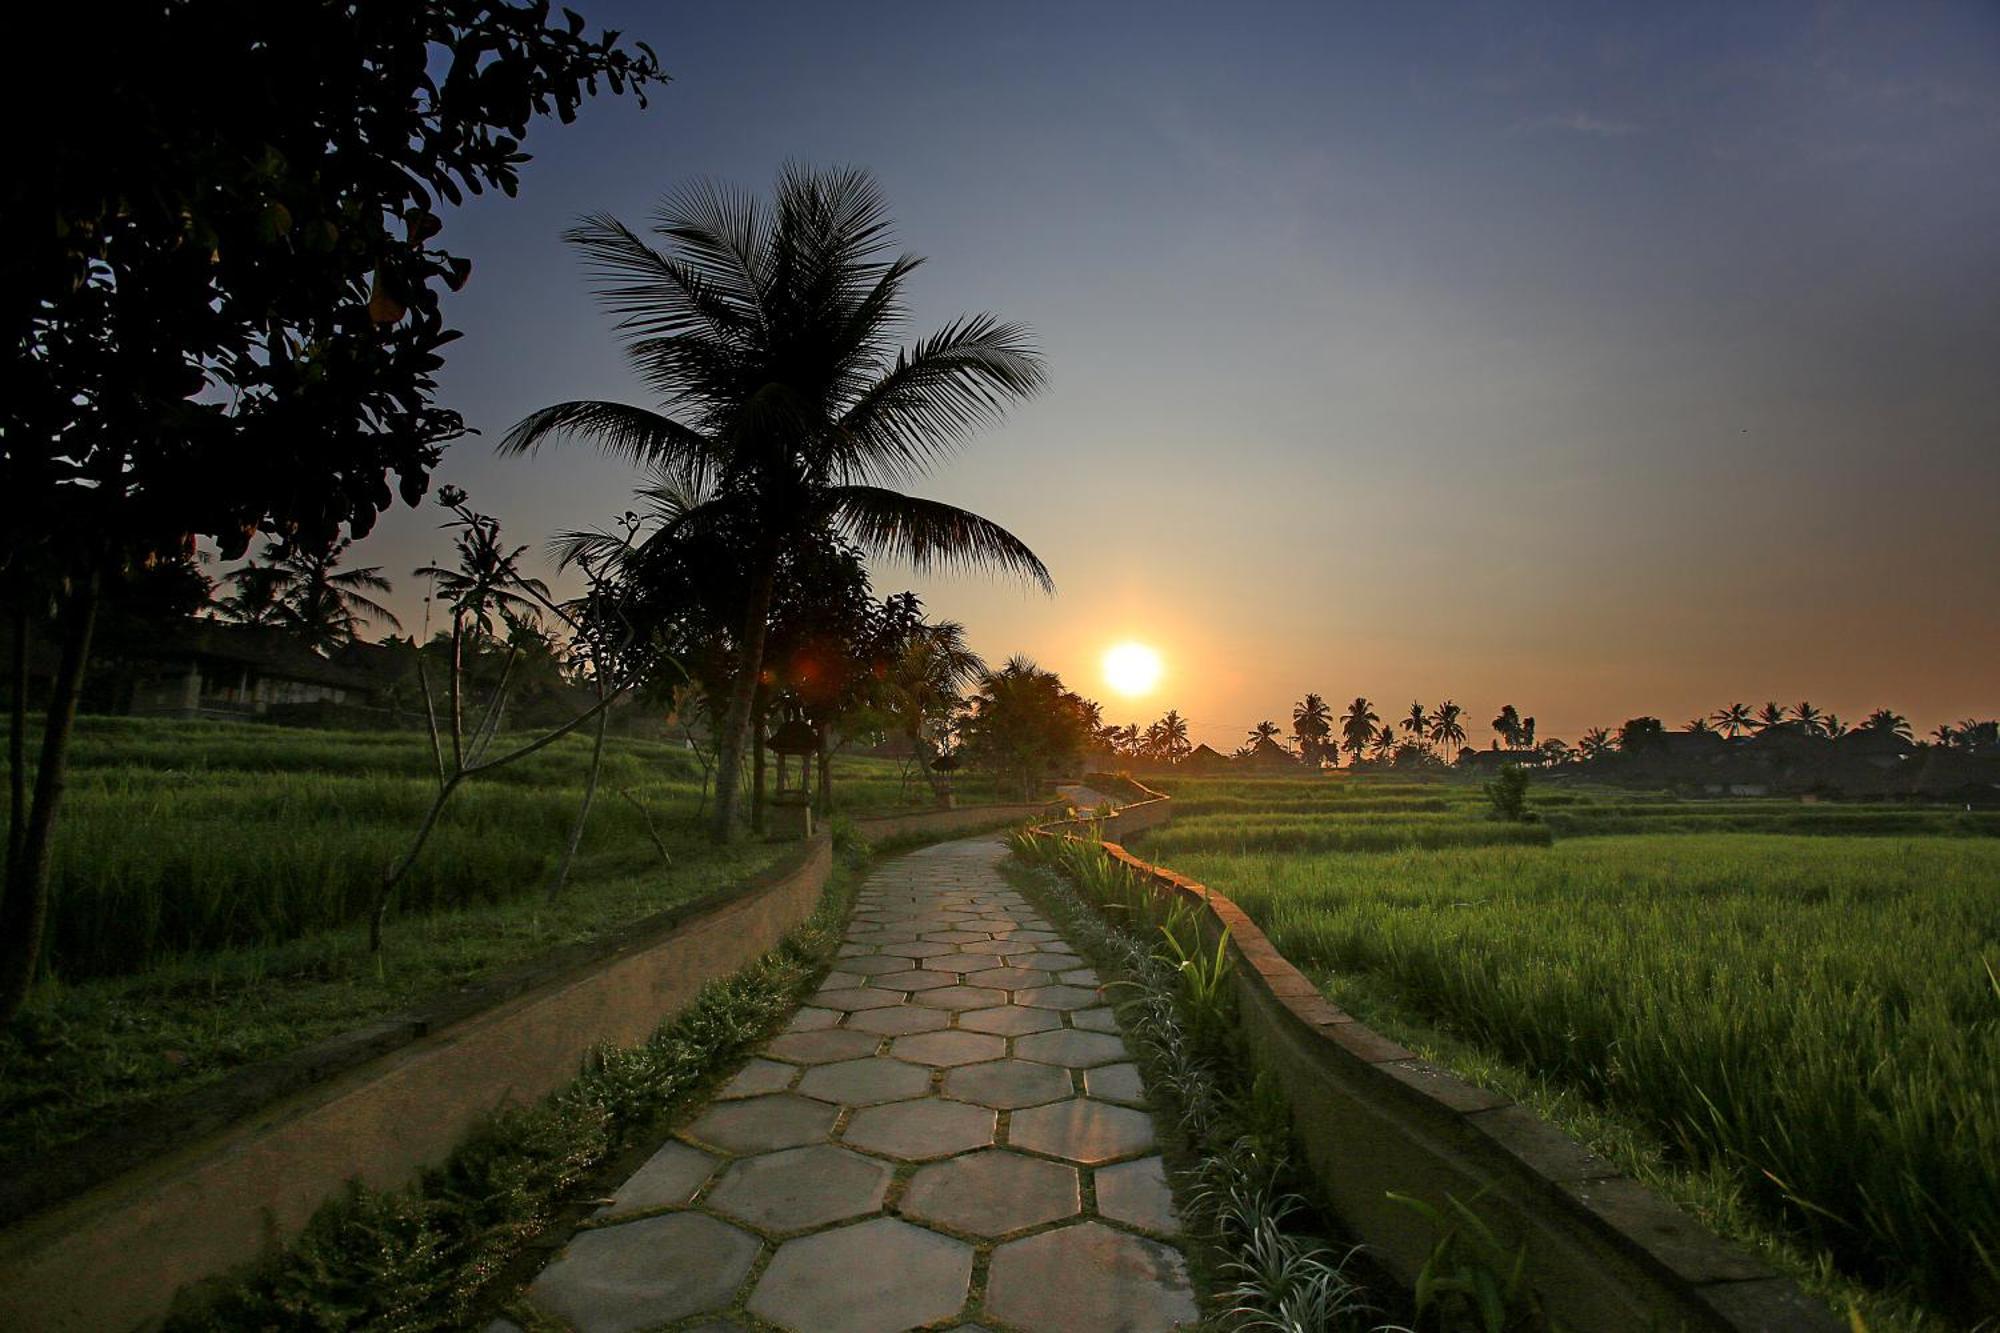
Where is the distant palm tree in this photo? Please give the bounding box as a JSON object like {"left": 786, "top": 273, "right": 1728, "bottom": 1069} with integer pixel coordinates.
{"left": 1293, "top": 693, "right": 1333, "bottom": 766}
{"left": 415, "top": 516, "right": 551, "bottom": 641}
{"left": 1402, "top": 701, "right": 1428, "bottom": 743}
{"left": 1519, "top": 716, "right": 1536, "bottom": 750}
{"left": 503, "top": 165, "right": 1049, "bottom": 841}
{"left": 1370, "top": 724, "right": 1396, "bottom": 762}
{"left": 1340, "top": 696, "right": 1380, "bottom": 765}
{"left": 1247, "top": 719, "right": 1282, "bottom": 747}
{"left": 1791, "top": 701, "right": 1824, "bottom": 737}
{"left": 1490, "top": 704, "right": 1522, "bottom": 748}
{"left": 1751, "top": 701, "right": 1787, "bottom": 733}
{"left": 1822, "top": 713, "right": 1847, "bottom": 739}
{"left": 1156, "top": 710, "right": 1191, "bottom": 761}
{"left": 1429, "top": 699, "right": 1466, "bottom": 760}
{"left": 1711, "top": 702, "right": 1753, "bottom": 738}
{"left": 1931, "top": 724, "right": 1958, "bottom": 749}
{"left": 214, "top": 561, "right": 287, "bottom": 628}
{"left": 1860, "top": 708, "right": 1912, "bottom": 740}
{"left": 1683, "top": 717, "right": 1712, "bottom": 733}
{"left": 1578, "top": 727, "right": 1613, "bottom": 761}
{"left": 233, "top": 539, "right": 401, "bottom": 652}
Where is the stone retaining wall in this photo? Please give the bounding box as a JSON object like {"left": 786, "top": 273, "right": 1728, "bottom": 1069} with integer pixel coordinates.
{"left": 1031, "top": 811, "right": 1840, "bottom": 1332}
{"left": 0, "top": 834, "right": 835, "bottom": 1332}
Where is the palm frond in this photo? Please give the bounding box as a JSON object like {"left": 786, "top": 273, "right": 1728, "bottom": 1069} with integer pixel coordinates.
{"left": 564, "top": 211, "right": 757, "bottom": 346}
{"left": 497, "top": 400, "right": 721, "bottom": 484}
{"left": 826, "top": 487, "right": 1052, "bottom": 592}
{"left": 834, "top": 315, "right": 1047, "bottom": 485}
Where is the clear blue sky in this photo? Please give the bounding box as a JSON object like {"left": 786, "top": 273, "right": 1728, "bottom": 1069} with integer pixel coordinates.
{"left": 342, "top": 0, "right": 1999, "bottom": 746}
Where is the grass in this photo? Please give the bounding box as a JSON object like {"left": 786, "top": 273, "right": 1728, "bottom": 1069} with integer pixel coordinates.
{"left": 163, "top": 836, "right": 864, "bottom": 1332}
{"left": 1126, "top": 780, "right": 2000, "bottom": 1327}
{"left": 0, "top": 716, "right": 996, "bottom": 1169}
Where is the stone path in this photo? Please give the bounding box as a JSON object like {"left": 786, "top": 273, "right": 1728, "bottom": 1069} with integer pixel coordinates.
{"left": 514, "top": 835, "right": 1196, "bottom": 1333}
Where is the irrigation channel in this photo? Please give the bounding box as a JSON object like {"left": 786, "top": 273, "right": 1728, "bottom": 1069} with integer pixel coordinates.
{"left": 505, "top": 834, "right": 1198, "bottom": 1332}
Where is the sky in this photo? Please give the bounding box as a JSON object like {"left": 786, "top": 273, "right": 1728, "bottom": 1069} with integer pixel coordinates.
{"left": 333, "top": 0, "right": 1999, "bottom": 750}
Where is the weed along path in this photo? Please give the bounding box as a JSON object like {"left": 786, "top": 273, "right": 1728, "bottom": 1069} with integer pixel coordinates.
{"left": 509, "top": 835, "right": 1198, "bottom": 1333}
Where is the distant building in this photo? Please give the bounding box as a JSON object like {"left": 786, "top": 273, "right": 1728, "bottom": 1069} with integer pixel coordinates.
{"left": 1181, "top": 743, "right": 1231, "bottom": 773}
{"left": 123, "top": 621, "right": 378, "bottom": 719}
{"left": 1236, "top": 735, "right": 1300, "bottom": 772}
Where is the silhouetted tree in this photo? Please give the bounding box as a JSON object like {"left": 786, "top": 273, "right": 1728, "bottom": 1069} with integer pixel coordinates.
{"left": 1340, "top": 696, "right": 1380, "bottom": 765}
{"left": 504, "top": 166, "right": 1049, "bottom": 843}
{"left": 958, "top": 657, "right": 1095, "bottom": 799}
{"left": 1292, "top": 693, "right": 1333, "bottom": 767}
{"left": 1617, "top": 716, "right": 1666, "bottom": 752}
{"left": 2, "top": 2, "right": 661, "bottom": 1023}
{"left": 1247, "top": 719, "right": 1282, "bottom": 748}
{"left": 1752, "top": 701, "right": 1788, "bottom": 733}
{"left": 1491, "top": 703, "right": 1522, "bottom": 748}
{"left": 1429, "top": 700, "right": 1466, "bottom": 760}
{"left": 1579, "top": 727, "right": 1613, "bottom": 761}
{"left": 1712, "top": 702, "right": 1753, "bottom": 738}
{"left": 253, "top": 538, "right": 402, "bottom": 651}
{"left": 1860, "top": 709, "right": 1912, "bottom": 741}
{"left": 1402, "top": 701, "right": 1429, "bottom": 747}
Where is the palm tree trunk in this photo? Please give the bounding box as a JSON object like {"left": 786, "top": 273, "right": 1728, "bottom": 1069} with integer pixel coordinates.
{"left": 708, "top": 544, "right": 778, "bottom": 843}
{"left": 0, "top": 569, "right": 100, "bottom": 1025}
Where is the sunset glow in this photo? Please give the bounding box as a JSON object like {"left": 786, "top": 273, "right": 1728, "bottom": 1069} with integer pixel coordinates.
{"left": 1103, "top": 642, "right": 1164, "bottom": 698}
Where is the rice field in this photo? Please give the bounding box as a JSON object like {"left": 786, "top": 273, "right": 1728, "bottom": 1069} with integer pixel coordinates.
{"left": 0, "top": 717, "right": 982, "bottom": 1162}
{"left": 1127, "top": 775, "right": 2000, "bottom": 1324}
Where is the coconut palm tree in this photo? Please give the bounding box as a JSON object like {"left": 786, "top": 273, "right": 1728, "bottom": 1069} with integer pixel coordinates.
{"left": 214, "top": 561, "right": 287, "bottom": 628}
{"left": 1578, "top": 727, "right": 1613, "bottom": 761}
{"left": 1860, "top": 708, "right": 1912, "bottom": 740}
{"left": 1340, "top": 696, "right": 1380, "bottom": 765}
{"left": 235, "top": 538, "right": 401, "bottom": 652}
{"left": 1402, "top": 701, "right": 1428, "bottom": 743}
{"left": 1751, "top": 701, "right": 1787, "bottom": 733}
{"left": 1155, "top": 710, "right": 1191, "bottom": 762}
{"left": 1791, "top": 701, "right": 1824, "bottom": 737}
{"left": 1711, "top": 702, "right": 1753, "bottom": 738}
{"left": 1370, "top": 724, "right": 1396, "bottom": 763}
{"left": 1683, "top": 716, "right": 1713, "bottom": 733}
{"left": 1822, "top": 713, "right": 1847, "bottom": 739}
{"left": 503, "top": 166, "right": 1049, "bottom": 840}
{"left": 1931, "top": 723, "right": 1958, "bottom": 749}
{"left": 1429, "top": 699, "right": 1466, "bottom": 760}
{"left": 1247, "top": 719, "right": 1282, "bottom": 748}
{"left": 1292, "top": 693, "right": 1333, "bottom": 766}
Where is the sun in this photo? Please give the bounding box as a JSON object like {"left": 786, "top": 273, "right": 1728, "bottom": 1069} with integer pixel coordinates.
{"left": 1103, "top": 642, "right": 1164, "bottom": 698}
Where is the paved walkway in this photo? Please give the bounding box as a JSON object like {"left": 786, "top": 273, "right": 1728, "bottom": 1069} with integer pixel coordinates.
{"left": 515, "top": 835, "right": 1196, "bottom": 1333}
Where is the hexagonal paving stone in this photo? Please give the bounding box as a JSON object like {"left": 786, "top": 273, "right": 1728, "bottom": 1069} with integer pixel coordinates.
{"left": 985, "top": 1221, "right": 1195, "bottom": 1332}
{"left": 914, "top": 984, "right": 1008, "bottom": 1010}
{"left": 964, "top": 966, "right": 1054, "bottom": 990}
{"left": 844, "top": 1003, "right": 952, "bottom": 1036}
{"left": 707, "top": 1144, "right": 891, "bottom": 1231}
{"left": 812, "top": 986, "right": 909, "bottom": 1012}
{"left": 957, "top": 1004, "right": 1064, "bottom": 1036}
{"left": 901, "top": 1149, "right": 1080, "bottom": 1237}
{"left": 837, "top": 953, "right": 921, "bottom": 976}
{"left": 943, "top": 1059, "right": 1073, "bottom": 1110}
{"left": 985, "top": 938, "right": 1040, "bottom": 956}
{"left": 1017, "top": 984, "right": 1102, "bottom": 1011}
{"left": 1069, "top": 1006, "right": 1120, "bottom": 1033}
{"left": 842, "top": 1099, "right": 996, "bottom": 1159}
{"left": 718, "top": 1057, "right": 797, "bottom": 1099}
{"left": 1096, "top": 1155, "right": 1179, "bottom": 1233}
{"left": 529, "top": 1212, "right": 757, "bottom": 1332}
{"left": 599, "top": 1140, "right": 718, "bottom": 1218}
{"left": 685, "top": 1094, "right": 839, "bottom": 1154}
{"left": 798, "top": 1056, "right": 934, "bottom": 1105}
{"left": 785, "top": 1006, "right": 840, "bottom": 1031}
{"left": 1060, "top": 967, "right": 1102, "bottom": 986}
{"left": 1008, "top": 1099, "right": 1155, "bottom": 1164}
{"left": 1015, "top": 952, "right": 1086, "bottom": 973}
{"left": 1083, "top": 1062, "right": 1147, "bottom": 1105}
{"left": 764, "top": 1028, "right": 880, "bottom": 1064}
{"left": 872, "top": 968, "right": 959, "bottom": 991}
{"left": 921, "top": 929, "right": 992, "bottom": 944}
{"left": 891, "top": 1029, "right": 1007, "bottom": 1067}
{"left": 921, "top": 952, "right": 1005, "bottom": 974}
{"left": 895, "top": 939, "right": 961, "bottom": 958}
{"left": 817, "top": 970, "right": 865, "bottom": 990}
{"left": 747, "top": 1217, "right": 972, "bottom": 1333}
{"left": 1014, "top": 1028, "right": 1129, "bottom": 1069}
